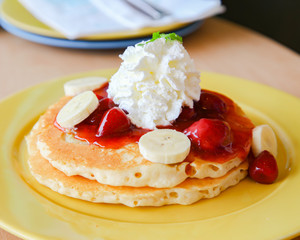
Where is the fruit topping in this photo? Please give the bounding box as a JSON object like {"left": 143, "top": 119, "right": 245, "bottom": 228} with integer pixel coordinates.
{"left": 184, "top": 118, "right": 232, "bottom": 151}
{"left": 57, "top": 87, "right": 253, "bottom": 159}
{"left": 98, "top": 97, "right": 116, "bottom": 111}
{"left": 64, "top": 77, "right": 107, "bottom": 96}
{"left": 252, "top": 124, "right": 277, "bottom": 157}
{"left": 197, "top": 92, "right": 227, "bottom": 114}
{"left": 56, "top": 91, "right": 99, "bottom": 129}
{"left": 93, "top": 82, "right": 109, "bottom": 98}
{"left": 249, "top": 150, "right": 278, "bottom": 184}
{"left": 177, "top": 107, "right": 196, "bottom": 121}
{"left": 97, "top": 107, "right": 131, "bottom": 137}
{"left": 95, "top": 94, "right": 103, "bottom": 100}
{"left": 138, "top": 129, "right": 191, "bottom": 164}
{"left": 79, "top": 98, "right": 116, "bottom": 125}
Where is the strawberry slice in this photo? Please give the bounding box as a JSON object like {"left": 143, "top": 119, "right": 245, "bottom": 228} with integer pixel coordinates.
{"left": 249, "top": 150, "right": 278, "bottom": 184}
{"left": 81, "top": 97, "right": 115, "bottom": 125}
{"left": 95, "top": 93, "right": 104, "bottom": 100}
{"left": 98, "top": 97, "right": 115, "bottom": 111}
{"left": 197, "top": 92, "right": 227, "bottom": 113}
{"left": 177, "top": 107, "right": 196, "bottom": 121}
{"left": 97, "top": 107, "right": 131, "bottom": 136}
{"left": 184, "top": 118, "right": 232, "bottom": 151}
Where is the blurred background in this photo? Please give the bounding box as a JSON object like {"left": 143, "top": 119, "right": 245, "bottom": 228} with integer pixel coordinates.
{"left": 0, "top": 0, "right": 299, "bottom": 52}
{"left": 221, "top": 0, "right": 300, "bottom": 53}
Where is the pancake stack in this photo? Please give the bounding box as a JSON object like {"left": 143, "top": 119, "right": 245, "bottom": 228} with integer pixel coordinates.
{"left": 26, "top": 33, "right": 257, "bottom": 207}
{"left": 26, "top": 94, "right": 250, "bottom": 207}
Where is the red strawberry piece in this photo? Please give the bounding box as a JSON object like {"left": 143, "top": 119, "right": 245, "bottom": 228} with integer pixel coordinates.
{"left": 81, "top": 108, "right": 102, "bottom": 125}
{"left": 95, "top": 94, "right": 104, "bottom": 100}
{"left": 249, "top": 150, "right": 278, "bottom": 184}
{"left": 98, "top": 97, "right": 116, "bottom": 111}
{"left": 198, "top": 92, "right": 227, "bottom": 113}
{"left": 97, "top": 107, "right": 131, "bottom": 136}
{"left": 247, "top": 151, "right": 255, "bottom": 165}
{"left": 81, "top": 98, "right": 115, "bottom": 125}
{"left": 184, "top": 118, "right": 232, "bottom": 151}
{"left": 177, "top": 107, "right": 196, "bottom": 121}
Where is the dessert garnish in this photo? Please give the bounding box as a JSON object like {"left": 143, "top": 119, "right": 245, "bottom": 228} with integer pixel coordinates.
{"left": 184, "top": 118, "right": 232, "bottom": 152}
{"left": 64, "top": 76, "right": 107, "bottom": 96}
{"left": 251, "top": 124, "right": 277, "bottom": 157}
{"left": 249, "top": 124, "right": 278, "bottom": 184}
{"left": 249, "top": 150, "right": 278, "bottom": 184}
{"left": 56, "top": 91, "right": 98, "bottom": 129}
{"left": 138, "top": 129, "right": 191, "bottom": 164}
{"left": 107, "top": 31, "right": 201, "bottom": 130}
{"left": 137, "top": 32, "right": 183, "bottom": 46}
{"left": 97, "top": 107, "right": 131, "bottom": 137}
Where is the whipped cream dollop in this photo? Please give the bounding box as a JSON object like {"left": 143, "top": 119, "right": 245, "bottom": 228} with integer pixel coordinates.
{"left": 107, "top": 37, "right": 201, "bottom": 130}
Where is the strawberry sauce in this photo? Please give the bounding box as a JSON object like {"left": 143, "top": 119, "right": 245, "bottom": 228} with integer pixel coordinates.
{"left": 68, "top": 83, "right": 150, "bottom": 148}
{"left": 55, "top": 83, "right": 254, "bottom": 163}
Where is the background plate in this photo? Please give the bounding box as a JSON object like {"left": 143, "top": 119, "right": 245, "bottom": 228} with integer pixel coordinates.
{"left": 0, "top": 19, "right": 202, "bottom": 49}
{"left": 0, "top": 0, "right": 191, "bottom": 40}
{"left": 0, "top": 70, "right": 300, "bottom": 240}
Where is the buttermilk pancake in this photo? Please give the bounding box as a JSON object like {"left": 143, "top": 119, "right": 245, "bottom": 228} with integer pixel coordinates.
{"left": 28, "top": 93, "right": 251, "bottom": 188}
{"left": 27, "top": 126, "right": 248, "bottom": 207}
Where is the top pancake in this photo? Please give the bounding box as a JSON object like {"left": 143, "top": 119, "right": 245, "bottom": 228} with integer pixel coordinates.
{"left": 26, "top": 94, "right": 252, "bottom": 188}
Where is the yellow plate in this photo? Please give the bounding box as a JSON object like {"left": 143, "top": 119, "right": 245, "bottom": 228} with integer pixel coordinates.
{"left": 0, "top": 0, "right": 190, "bottom": 40}
{"left": 0, "top": 70, "right": 300, "bottom": 240}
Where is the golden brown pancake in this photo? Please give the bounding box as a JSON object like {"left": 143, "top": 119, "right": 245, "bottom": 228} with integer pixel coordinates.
{"left": 28, "top": 139, "right": 248, "bottom": 207}
{"left": 28, "top": 97, "right": 245, "bottom": 188}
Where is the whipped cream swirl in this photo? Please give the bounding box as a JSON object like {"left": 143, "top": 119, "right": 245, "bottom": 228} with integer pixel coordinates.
{"left": 107, "top": 38, "right": 200, "bottom": 130}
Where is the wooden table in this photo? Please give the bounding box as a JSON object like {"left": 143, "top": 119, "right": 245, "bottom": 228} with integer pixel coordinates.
{"left": 0, "top": 18, "right": 299, "bottom": 240}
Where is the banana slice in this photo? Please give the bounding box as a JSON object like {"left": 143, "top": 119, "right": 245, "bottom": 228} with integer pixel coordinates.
{"left": 138, "top": 129, "right": 191, "bottom": 164}
{"left": 252, "top": 124, "right": 277, "bottom": 157}
{"left": 56, "top": 91, "right": 98, "bottom": 129}
{"left": 64, "top": 77, "right": 107, "bottom": 96}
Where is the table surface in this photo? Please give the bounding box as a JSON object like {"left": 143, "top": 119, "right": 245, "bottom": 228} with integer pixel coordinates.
{"left": 0, "top": 17, "right": 299, "bottom": 240}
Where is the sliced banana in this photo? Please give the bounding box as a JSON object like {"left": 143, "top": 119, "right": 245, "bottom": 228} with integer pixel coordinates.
{"left": 252, "top": 124, "right": 277, "bottom": 157}
{"left": 56, "top": 91, "right": 98, "bottom": 129}
{"left": 138, "top": 129, "right": 191, "bottom": 164}
{"left": 64, "top": 76, "right": 107, "bottom": 96}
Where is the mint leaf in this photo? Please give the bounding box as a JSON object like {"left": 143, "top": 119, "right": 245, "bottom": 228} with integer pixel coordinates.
{"left": 138, "top": 32, "right": 183, "bottom": 46}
